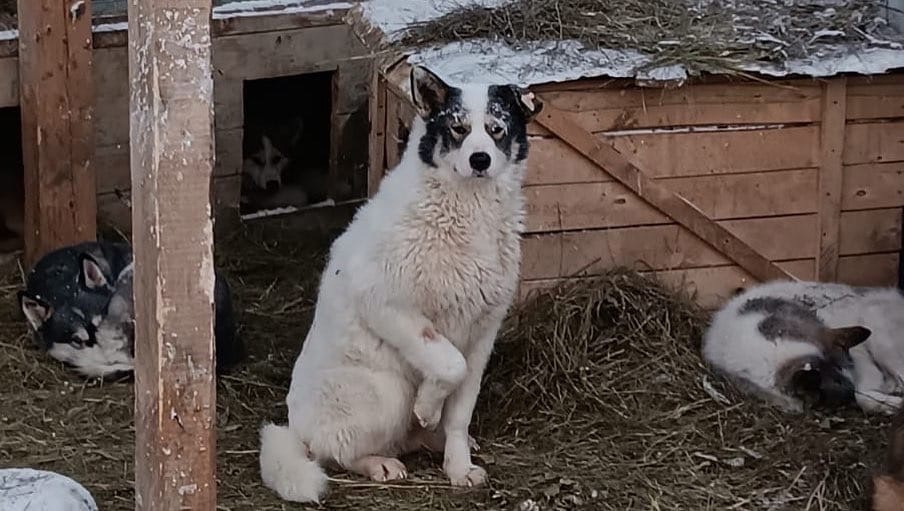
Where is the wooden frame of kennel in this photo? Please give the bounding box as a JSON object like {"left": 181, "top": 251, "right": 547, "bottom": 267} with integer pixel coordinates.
{"left": 0, "top": 0, "right": 373, "bottom": 247}
{"left": 369, "top": 59, "right": 904, "bottom": 310}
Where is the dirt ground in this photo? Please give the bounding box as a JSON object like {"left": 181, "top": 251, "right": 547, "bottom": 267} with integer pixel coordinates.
{"left": 0, "top": 221, "right": 893, "bottom": 510}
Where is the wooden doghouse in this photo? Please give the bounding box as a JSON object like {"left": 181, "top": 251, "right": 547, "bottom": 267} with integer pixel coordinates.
{"left": 355, "top": 4, "right": 904, "bottom": 309}
{"left": 0, "top": 0, "right": 372, "bottom": 239}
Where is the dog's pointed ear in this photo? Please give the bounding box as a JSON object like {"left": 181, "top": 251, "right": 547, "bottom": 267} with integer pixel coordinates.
{"left": 19, "top": 291, "right": 52, "bottom": 331}
{"left": 506, "top": 85, "right": 543, "bottom": 120}
{"left": 79, "top": 253, "right": 109, "bottom": 291}
{"left": 823, "top": 325, "right": 871, "bottom": 351}
{"left": 411, "top": 66, "right": 451, "bottom": 118}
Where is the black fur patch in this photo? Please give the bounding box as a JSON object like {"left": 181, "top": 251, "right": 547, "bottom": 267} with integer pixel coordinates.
{"left": 418, "top": 87, "right": 466, "bottom": 167}
{"left": 739, "top": 297, "right": 822, "bottom": 342}
{"left": 487, "top": 85, "right": 531, "bottom": 162}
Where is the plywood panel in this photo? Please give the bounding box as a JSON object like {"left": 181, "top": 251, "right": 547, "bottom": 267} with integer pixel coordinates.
{"left": 214, "top": 78, "right": 243, "bottom": 131}
{"left": 526, "top": 126, "right": 820, "bottom": 185}
{"left": 524, "top": 168, "right": 818, "bottom": 232}
{"left": 521, "top": 209, "right": 901, "bottom": 280}
{"left": 213, "top": 25, "right": 354, "bottom": 81}
{"left": 93, "top": 46, "right": 129, "bottom": 147}
{"left": 844, "top": 122, "right": 904, "bottom": 164}
{"left": 843, "top": 162, "right": 904, "bottom": 210}
{"left": 520, "top": 253, "right": 899, "bottom": 309}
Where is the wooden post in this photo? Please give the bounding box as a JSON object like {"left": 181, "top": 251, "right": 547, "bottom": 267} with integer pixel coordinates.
{"left": 17, "top": 0, "right": 97, "bottom": 267}
{"left": 367, "top": 68, "right": 386, "bottom": 197}
{"left": 815, "top": 78, "right": 847, "bottom": 281}
{"left": 128, "top": 1, "right": 217, "bottom": 510}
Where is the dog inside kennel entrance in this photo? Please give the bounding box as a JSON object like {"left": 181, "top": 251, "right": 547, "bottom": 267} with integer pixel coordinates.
{"left": 240, "top": 71, "right": 335, "bottom": 217}
{"left": 0, "top": 107, "right": 23, "bottom": 255}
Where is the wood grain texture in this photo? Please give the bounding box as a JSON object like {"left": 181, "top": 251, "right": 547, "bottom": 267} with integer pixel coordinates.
{"left": 367, "top": 69, "right": 387, "bottom": 197}
{"left": 17, "top": 0, "right": 98, "bottom": 267}
{"left": 128, "top": 1, "right": 217, "bottom": 509}
{"left": 534, "top": 104, "right": 793, "bottom": 282}
{"left": 816, "top": 78, "right": 847, "bottom": 281}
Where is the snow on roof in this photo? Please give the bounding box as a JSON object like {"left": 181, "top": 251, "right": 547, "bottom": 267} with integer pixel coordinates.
{"left": 361, "top": 0, "right": 904, "bottom": 87}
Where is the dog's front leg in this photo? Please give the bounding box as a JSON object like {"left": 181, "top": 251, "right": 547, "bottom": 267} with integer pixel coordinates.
{"left": 440, "top": 313, "right": 502, "bottom": 488}
{"left": 360, "top": 297, "right": 467, "bottom": 427}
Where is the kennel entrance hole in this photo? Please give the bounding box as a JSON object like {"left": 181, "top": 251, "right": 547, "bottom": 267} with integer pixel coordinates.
{"left": 240, "top": 71, "right": 335, "bottom": 218}
{"left": 0, "top": 107, "right": 23, "bottom": 255}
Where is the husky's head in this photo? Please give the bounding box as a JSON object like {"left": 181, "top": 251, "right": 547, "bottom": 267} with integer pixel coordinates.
{"left": 242, "top": 118, "right": 304, "bottom": 193}
{"left": 741, "top": 297, "right": 872, "bottom": 409}
{"left": 409, "top": 66, "right": 543, "bottom": 181}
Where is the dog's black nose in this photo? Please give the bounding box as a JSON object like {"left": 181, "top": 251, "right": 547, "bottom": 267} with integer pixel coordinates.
{"left": 469, "top": 152, "right": 491, "bottom": 173}
{"left": 265, "top": 181, "right": 280, "bottom": 193}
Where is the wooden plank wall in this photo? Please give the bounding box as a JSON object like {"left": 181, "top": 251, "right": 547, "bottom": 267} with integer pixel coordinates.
{"left": 380, "top": 74, "right": 904, "bottom": 309}
{"left": 0, "top": 17, "right": 370, "bottom": 233}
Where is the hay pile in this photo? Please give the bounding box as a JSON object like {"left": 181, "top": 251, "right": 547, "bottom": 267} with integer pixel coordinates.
{"left": 0, "top": 224, "right": 893, "bottom": 510}
{"left": 400, "top": 0, "right": 903, "bottom": 74}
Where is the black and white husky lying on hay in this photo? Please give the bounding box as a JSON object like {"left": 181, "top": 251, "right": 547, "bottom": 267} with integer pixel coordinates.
{"left": 703, "top": 280, "right": 904, "bottom": 415}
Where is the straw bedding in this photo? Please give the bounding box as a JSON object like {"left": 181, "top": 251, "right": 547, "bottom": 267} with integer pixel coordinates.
{"left": 400, "top": 0, "right": 904, "bottom": 74}
{"left": 0, "top": 222, "right": 893, "bottom": 510}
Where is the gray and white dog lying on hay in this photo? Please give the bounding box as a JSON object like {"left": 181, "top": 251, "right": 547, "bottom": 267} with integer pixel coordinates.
{"left": 702, "top": 280, "right": 904, "bottom": 415}
{"left": 259, "top": 65, "right": 542, "bottom": 503}
{"left": 19, "top": 241, "right": 244, "bottom": 378}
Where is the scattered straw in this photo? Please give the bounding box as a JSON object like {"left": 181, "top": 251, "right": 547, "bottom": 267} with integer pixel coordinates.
{"left": 400, "top": 0, "right": 903, "bottom": 74}
{"left": 0, "top": 223, "right": 893, "bottom": 510}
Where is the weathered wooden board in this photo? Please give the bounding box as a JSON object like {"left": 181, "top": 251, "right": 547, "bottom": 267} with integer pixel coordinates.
{"left": 529, "top": 82, "right": 822, "bottom": 135}
{"left": 526, "top": 126, "right": 820, "bottom": 185}
{"left": 0, "top": 58, "right": 16, "bottom": 108}
{"left": 129, "top": 1, "right": 217, "bottom": 508}
{"left": 844, "top": 122, "right": 904, "bottom": 164}
{"left": 521, "top": 208, "right": 902, "bottom": 280}
{"left": 18, "top": 0, "right": 97, "bottom": 266}
{"left": 95, "top": 128, "right": 242, "bottom": 195}
{"left": 213, "top": 25, "right": 355, "bottom": 81}
{"left": 846, "top": 74, "right": 904, "bottom": 120}
{"left": 816, "top": 78, "right": 847, "bottom": 281}
{"left": 521, "top": 253, "right": 901, "bottom": 309}
{"left": 843, "top": 162, "right": 904, "bottom": 210}
{"left": 524, "top": 169, "right": 818, "bottom": 232}
{"left": 368, "top": 68, "right": 387, "bottom": 197}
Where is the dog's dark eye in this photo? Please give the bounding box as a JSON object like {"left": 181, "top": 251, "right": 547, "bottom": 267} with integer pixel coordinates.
{"left": 488, "top": 124, "right": 505, "bottom": 138}
{"left": 69, "top": 338, "right": 84, "bottom": 350}
{"left": 450, "top": 124, "right": 468, "bottom": 136}
{"left": 252, "top": 156, "right": 265, "bottom": 166}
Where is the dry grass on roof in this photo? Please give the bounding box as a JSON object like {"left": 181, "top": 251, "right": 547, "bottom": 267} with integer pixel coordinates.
{"left": 0, "top": 221, "right": 894, "bottom": 510}
{"left": 400, "top": 0, "right": 902, "bottom": 74}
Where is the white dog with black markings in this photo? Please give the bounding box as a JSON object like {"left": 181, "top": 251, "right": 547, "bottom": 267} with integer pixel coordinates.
{"left": 703, "top": 280, "right": 904, "bottom": 415}
{"left": 259, "top": 66, "right": 543, "bottom": 503}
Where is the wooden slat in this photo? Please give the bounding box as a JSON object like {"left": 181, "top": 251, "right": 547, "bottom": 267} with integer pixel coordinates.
{"left": 529, "top": 83, "right": 821, "bottom": 135}
{"left": 521, "top": 208, "right": 902, "bottom": 280}
{"left": 385, "top": 90, "right": 402, "bottom": 170}
{"left": 96, "top": 128, "right": 243, "bottom": 195}
{"left": 842, "top": 162, "right": 904, "bottom": 210}
{"left": 524, "top": 168, "right": 818, "bottom": 232}
{"left": 18, "top": 0, "right": 98, "bottom": 267}
{"left": 213, "top": 25, "right": 353, "bottom": 81}
{"left": 214, "top": 78, "right": 244, "bottom": 131}
{"left": 844, "top": 122, "right": 904, "bottom": 164}
{"left": 846, "top": 75, "right": 904, "bottom": 120}
{"left": 129, "top": 0, "right": 217, "bottom": 508}
{"left": 520, "top": 253, "right": 900, "bottom": 309}
{"left": 368, "top": 70, "right": 387, "bottom": 197}
{"left": 0, "top": 57, "right": 16, "bottom": 108}
{"left": 534, "top": 103, "right": 793, "bottom": 282}
{"left": 816, "top": 78, "right": 847, "bottom": 281}
{"left": 526, "top": 126, "right": 820, "bottom": 186}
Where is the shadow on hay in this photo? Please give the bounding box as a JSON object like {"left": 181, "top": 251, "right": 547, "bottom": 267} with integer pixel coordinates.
{"left": 0, "top": 225, "right": 893, "bottom": 510}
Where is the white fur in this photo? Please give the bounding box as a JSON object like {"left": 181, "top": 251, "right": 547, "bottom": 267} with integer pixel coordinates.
{"left": 260, "top": 84, "right": 526, "bottom": 502}
{"left": 703, "top": 280, "right": 904, "bottom": 414}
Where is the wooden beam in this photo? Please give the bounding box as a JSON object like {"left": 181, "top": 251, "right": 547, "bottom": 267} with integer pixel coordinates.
{"left": 367, "top": 68, "right": 387, "bottom": 197}
{"left": 535, "top": 103, "right": 795, "bottom": 283}
{"left": 17, "top": 0, "right": 97, "bottom": 267}
{"left": 816, "top": 78, "right": 848, "bottom": 281}
{"left": 128, "top": 1, "right": 217, "bottom": 510}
